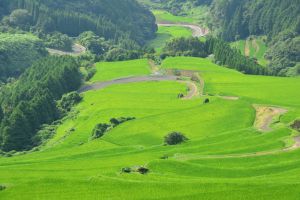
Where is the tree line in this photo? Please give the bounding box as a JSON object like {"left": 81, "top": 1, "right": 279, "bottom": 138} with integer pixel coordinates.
{"left": 162, "top": 37, "right": 271, "bottom": 75}
{"left": 1, "top": 0, "right": 157, "bottom": 45}
{"left": 0, "top": 56, "right": 81, "bottom": 151}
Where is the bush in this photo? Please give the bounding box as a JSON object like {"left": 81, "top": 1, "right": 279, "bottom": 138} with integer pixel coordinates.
{"left": 121, "top": 167, "right": 132, "bottom": 173}
{"left": 291, "top": 120, "right": 300, "bottom": 131}
{"left": 91, "top": 123, "right": 111, "bottom": 140}
{"left": 204, "top": 98, "right": 210, "bottom": 104}
{"left": 0, "top": 185, "right": 6, "bottom": 191}
{"left": 57, "top": 92, "right": 82, "bottom": 113}
{"left": 164, "top": 132, "right": 188, "bottom": 145}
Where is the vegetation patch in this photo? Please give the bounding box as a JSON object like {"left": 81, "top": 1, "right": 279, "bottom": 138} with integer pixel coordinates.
{"left": 0, "top": 185, "right": 6, "bottom": 191}
{"left": 164, "top": 132, "right": 188, "bottom": 145}
{"left": 121, "top": 166, "right": 149, "bottom": 175}
{"left": 291, "top": 120, "right": 300, "bottom": 132}
{"left": 91, "top": 117, "right": 136, "bottom": 140}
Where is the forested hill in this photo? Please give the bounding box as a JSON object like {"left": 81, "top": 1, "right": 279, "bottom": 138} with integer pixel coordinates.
{"left": 210, "top": 0, "right": 300, "bottom": 75}
{"left": 1, "top": 0, "right": 157, "bottom": 45}
{"left": 210, "top": 0, "right": 300, "bottom": 41}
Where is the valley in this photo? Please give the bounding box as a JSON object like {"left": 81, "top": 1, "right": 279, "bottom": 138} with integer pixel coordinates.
{"left": 0, "top": 0, "right": 299, "bottom": 199}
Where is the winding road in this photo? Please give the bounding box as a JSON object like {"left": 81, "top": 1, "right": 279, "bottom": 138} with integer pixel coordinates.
{"left": 157, "top": 22, "right": 209, "bottom": 37}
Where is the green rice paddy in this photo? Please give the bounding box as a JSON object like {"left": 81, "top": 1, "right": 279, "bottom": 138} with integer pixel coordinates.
{"left": 1, "top": 57, "right": 300, "bottom": 199}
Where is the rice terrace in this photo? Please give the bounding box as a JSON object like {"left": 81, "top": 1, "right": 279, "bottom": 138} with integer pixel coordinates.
{"left": 0, "top": 0, "right": 299, "bottom": 199}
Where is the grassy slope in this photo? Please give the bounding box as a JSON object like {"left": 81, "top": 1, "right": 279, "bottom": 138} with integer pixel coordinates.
{"left": 231, "top": 37, "right": 268, "bottom": 66}
{"left": 1, "top": 58, "right": 300, "bottom": 199}
{"left": 90, "top": 59, "right": 151, "bottom": 82}
{"left": 146, "top": 26, "right": 192, "bottom": 53}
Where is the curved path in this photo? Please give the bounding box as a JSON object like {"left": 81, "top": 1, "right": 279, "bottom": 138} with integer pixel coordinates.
{"left": 78, "top": 75, "right": 178, "bottom": 93}
{"left": 47, "top": 43, "right": 86, "bottom": 56}
{"left": 157, "top": 22, "right": 209, "bottom": 37}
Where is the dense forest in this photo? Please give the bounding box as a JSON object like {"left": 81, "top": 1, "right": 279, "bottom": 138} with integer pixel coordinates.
{"left": 0, "top": 0, "right": 157, "bottom": 45}
{"left": 209, "top": 0, "right": 300, "bottom": 76}
{"left": 0, "top": 56, "right": 81, "bottom": 151}
{"left": 0, "top": 33, "right": 47, "bottom": 82}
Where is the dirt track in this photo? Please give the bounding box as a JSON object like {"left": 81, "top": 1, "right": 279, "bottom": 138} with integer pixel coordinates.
{"left": 47, "top": 43, "right": 86, "bottom": 56}
{"left": 158, "top": 22, "right": 209, "bottom": 37}
{"left": 78, "top": 75, "right": 178, "bottom": 93}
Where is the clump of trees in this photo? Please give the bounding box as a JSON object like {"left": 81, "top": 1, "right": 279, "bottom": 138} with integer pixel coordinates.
{"left": 0, "top": 56, "right": 82, "bottom": 151}
{"left": 42, "top": 32, "right": 73, "bottom": 51}
{"left": 164, "top": 132, "right": 188, "bottom": 145}
{"left": 57, "top": 92, "right": 82, "bottom": 114}
{"left": 91, "top": 117, "right": 136, "bottom": 140}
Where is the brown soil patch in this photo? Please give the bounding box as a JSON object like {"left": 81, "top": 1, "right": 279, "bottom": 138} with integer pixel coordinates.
{"left": 253, "top": 105, "right": 288, "bottom": 132}
{"left": 244, "top": 39, "right": 250, "bottom": 57}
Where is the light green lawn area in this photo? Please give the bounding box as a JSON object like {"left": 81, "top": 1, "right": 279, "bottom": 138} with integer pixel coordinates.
{"left": 1, "top": 57, "right": 300, "bottom": 199}
{"left": 147, "top": 26, "right": 193, "bottom": 53}
{"left": 90, "top": 59, "right": 151, "bottom": 82}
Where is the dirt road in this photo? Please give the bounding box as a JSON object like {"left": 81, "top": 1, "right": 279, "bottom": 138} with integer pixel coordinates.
{"left": 47, "top": 43, "right": 86, "bottom": 56}
{"left": 78, "top": 75, "right": 178, "bottom": 93}
{"left": 157, "top": 22, "right": 209, "bottom": 37}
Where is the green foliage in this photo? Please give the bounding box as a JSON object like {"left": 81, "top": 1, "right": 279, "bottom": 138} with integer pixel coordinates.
{"left": 32, "top": 124, "right": 57, "bottom": 146}
{"left": 205, "top": 37, "right": 270, "bottom": 75}
{"left": 163, "top": 37, "right": 208, "bottom": 57}
{"left": 0, "top": 56, "right": 81, "bottom": 151}
{"left": 210, "top": 0, "right": 300, "bottom": 76}
{"left": 8, "top": 9, "right": 32, "bottom": 29}
{"left": 0, "top": 185, "right": 6, "bottom": 191}
{"left": 91, "top": 123, "right": 111, "bottom": 140}
{"left": 57, "top": 92, "right": 82, "bottom": 114}
{"left": 162, "top": 36, "right": 269, "bottom": 75}
{"left": 91, "top": 117, "right": 135, "bottom": 140}
{"left": 78, "top": 32, "right": 108, "bottom": 55}
{"left": 164, "top": 131, "right": 188, "bottom": 145}
{"left": 3, "top": 0, "right": 157, "bottom": 45}
{"left": 0, "top": 33, "right": 47, "bottom": 81}
{"left": 42, "top": 32, "right": 72, "bottom": 51}
{"left": 105, "top": 48, "right": 142, "bottom": 62}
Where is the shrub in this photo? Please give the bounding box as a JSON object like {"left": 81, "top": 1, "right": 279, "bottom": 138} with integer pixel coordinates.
{"left": 291, "top": 120, "right": 300, "bottom": 131}
{"left": 122, "top": 167, "right": 132, "bottom": 173}
{"left": 91, "top": 123, "right": 111, "bottom": 140}
{"left": 137, "top": 167, "right": 149, "bottom": 174}
{"left": 0, "top": 185, "right": 6, "bottom": 191}
{"left": 57, "top": 92, "right": 82, "bottom": 113}
{"left": 164, "top": 132, "right": 188, "bottom": 145}
{"left": 204, "top": 98, "right": 210, "bottom": 104}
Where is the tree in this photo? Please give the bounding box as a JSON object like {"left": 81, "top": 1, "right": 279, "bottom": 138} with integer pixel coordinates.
{"left": 164, "top": 132, "right": 188, "bottom": 145}
{"left": 9, "top": 9, "right": 32, "bottom": 28}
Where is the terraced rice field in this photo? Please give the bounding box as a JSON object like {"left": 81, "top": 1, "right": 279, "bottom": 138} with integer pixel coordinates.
{"left": 0, "top": 57, "right": 300, "bottom": 199}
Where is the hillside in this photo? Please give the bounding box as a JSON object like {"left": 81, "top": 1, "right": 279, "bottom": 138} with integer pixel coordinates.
{"left": 0, "top": 57, "right": 300, "bottom": 199}
{"left": 1, "top": 0, "right": 157, "bottom": 45}
{"left": 0, "top": 33, "right": 47, "bottom": 81}
{"left": 0, "top": 1, "right": 300, "bottom": 199}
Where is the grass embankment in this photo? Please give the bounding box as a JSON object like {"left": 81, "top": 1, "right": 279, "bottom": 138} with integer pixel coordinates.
{"left": 1, "top": 58, "right": 300, "bottom": 199}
